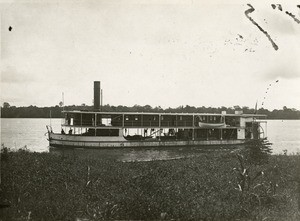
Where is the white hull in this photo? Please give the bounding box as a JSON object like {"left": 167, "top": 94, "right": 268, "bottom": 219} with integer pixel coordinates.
{"left": 48, "top": 133, "right": 246, "bottom": 149}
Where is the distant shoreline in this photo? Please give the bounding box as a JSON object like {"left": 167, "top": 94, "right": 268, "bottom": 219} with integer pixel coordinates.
{"left": 1, "top": 104, "right": 300, "bottom": 119}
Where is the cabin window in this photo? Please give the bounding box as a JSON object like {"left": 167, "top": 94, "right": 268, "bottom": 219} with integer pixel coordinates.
{"left": 101, "top": 118, "right": 112, "bottom": 126}
{"left": 210, "top": 116, "right": 213, "bottom": 121}
{"left": 161, "top": 116, "right": 164, "bottom": 120}
{"left": 214, "top": 116, "right": 216, "bottom": 121}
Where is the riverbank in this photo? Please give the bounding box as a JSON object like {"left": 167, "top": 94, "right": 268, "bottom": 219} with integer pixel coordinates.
{"left": 2, "top": 104, "right": 300, "bottom": 119}
{"left": 1, "top": 148, "right": 299, "bottom": 220}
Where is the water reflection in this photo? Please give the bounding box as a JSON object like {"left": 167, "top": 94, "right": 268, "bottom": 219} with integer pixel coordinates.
{"left": 49, "top": 146, "right": 242, "bottom": 162}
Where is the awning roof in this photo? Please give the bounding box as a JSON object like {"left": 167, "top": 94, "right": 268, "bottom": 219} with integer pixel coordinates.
{"left": 62, "top": 110, "right": 266, "bottom": 118}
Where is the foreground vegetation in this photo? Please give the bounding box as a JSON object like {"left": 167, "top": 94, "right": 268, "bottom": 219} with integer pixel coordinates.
{"left": 0, "top": 146, "right": 300, "bottom": 220}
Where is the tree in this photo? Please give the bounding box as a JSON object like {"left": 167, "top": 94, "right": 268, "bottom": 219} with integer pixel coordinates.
{"left": 3, "top": 102, "right": 10, "bottom": 108}
{"left": 233, "top": 105, "right": 241, "bottom": 110}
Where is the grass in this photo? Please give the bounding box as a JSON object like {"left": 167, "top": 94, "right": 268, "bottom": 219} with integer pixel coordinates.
{"left": 0, "top": 146, "right": 300, "bottom": 220}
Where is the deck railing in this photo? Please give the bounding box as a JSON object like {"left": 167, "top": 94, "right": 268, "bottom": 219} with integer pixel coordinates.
{"left": 63, "top": 120, "right": 194, "bottom": 128}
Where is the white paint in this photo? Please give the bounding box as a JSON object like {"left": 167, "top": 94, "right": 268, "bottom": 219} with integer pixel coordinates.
{"left": 237, "top": 128, "right": 245, "bottom": 139}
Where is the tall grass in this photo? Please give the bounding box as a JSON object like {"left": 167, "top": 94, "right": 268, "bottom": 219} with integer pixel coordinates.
{"left": 0, "top": 146, "right": 299, "bottom": 220}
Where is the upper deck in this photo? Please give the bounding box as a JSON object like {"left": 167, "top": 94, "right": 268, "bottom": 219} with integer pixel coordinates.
{"left": 62, "top": 110, "right": 266, "bottom": 129}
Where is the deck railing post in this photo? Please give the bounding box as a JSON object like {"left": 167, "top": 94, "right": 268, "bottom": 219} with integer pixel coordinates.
{"left": 192, "top": 115, "right": 195, "bottom": 141}
{"left": 141, "top": 114, "right": 143, "bottom": 127}
{"left": 220, "top": 129, "right": 223, "bottom": 140}
{"left": 159, "top": 114, "right": 161, "bottom": 141}
{"left": 94, "top": 114, "right": 97, "bottom": 136}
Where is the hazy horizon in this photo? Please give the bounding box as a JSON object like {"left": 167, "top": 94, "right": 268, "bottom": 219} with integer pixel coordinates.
{"left": 2, "top": 102, "right": 299, "bottom": 112}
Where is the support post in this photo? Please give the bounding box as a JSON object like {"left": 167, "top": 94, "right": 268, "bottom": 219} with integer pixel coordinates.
{"left": 192, "top": 114, "right": 195, "bottom": 140}
{"left": 159, "top": 114, "right": 161, "bottom": 141}
{"left": 94, "top": 113, "right": 97, "bottom": 136}
{"left": 220, "top": 129, "right": 223, "bottom": 140}
{"left": 80, "top": 113, "right": 82, "bottom": 135}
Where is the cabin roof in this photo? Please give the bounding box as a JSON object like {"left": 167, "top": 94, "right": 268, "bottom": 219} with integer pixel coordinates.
{"left": 62, "top": 110, "right": 266, "bottom": 118}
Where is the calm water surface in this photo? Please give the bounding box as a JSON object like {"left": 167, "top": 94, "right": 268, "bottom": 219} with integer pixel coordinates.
{"left": 1, "top": 119, "right": 300, "bottom": 161}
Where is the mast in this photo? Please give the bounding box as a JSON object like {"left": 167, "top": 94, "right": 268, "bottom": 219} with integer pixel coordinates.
{"left": 101, "top": 89, "right": 103, "bottom": 111}
{"left": 62, "top": 92, "right": 64, "bottom": 111}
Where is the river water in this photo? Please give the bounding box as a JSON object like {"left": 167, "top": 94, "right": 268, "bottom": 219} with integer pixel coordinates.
{"left": 1, "top": 119, "right": 300, "bottom": 161}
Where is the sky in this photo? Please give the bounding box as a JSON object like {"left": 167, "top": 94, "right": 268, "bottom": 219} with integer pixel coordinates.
{"left": 1, "top": 0, "right": 300, "bottom": 110}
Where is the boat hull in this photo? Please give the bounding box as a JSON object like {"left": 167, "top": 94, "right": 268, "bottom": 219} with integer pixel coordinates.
{"left": 198, "top": 122, "right": 226, "bottom": 128}
{"left": 48, "top": 133, "right": 247, "bottom": 149}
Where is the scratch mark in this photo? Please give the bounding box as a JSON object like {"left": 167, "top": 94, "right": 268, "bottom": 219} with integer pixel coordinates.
{"left": 271, "top": 4, "right": 300, "bottom": 24}
{"left": 285, "top": 11, "right": 300, "bottom": 24}
{"left": 271, "top": 4, "right": 282, "bottom": 11}
{"left": 245, "top": 4, "right": 278, "bottom": 51}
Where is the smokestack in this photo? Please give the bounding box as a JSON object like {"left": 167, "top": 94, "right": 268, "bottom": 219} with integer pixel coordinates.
{"left": 94, "top": 81, "right": 100, "bottom": 110}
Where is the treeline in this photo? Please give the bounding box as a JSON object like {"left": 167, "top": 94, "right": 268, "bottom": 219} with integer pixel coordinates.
{"left": 1, "top": 103, "right": 300, "bottom": 119}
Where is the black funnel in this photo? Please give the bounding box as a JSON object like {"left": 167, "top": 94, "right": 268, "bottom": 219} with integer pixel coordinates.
{"left": 94, "top": 81, "right": 100, "bottom": 110}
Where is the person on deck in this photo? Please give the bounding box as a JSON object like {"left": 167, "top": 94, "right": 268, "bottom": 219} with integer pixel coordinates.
{"left": 61, "top": 129, "right": 65, "bottom": 134}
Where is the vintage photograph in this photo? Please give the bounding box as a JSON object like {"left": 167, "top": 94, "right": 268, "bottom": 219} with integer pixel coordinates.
{"left": 1, "top": 0, "right": 300, "bottom": 220}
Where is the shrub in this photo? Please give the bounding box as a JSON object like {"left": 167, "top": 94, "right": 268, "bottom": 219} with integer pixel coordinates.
{"left": 244, "top": 138, "right": 272, "bottom": 165}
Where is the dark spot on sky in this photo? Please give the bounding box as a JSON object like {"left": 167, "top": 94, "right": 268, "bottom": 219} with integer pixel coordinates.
{"left": 245, "top": 4, "right": 278, "bottom": 51}
{"left": 8, "top": 26, "right": 12, "bottom": 31}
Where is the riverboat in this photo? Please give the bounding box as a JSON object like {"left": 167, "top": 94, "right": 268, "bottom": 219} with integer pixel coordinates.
{"left": 46, "top": 82, "right": 267, "bottom": 149}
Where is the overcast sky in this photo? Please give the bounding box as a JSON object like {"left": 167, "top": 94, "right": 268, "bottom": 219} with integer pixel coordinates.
{"left": 1, "top": 0, "right": 300, "bottom": 110}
